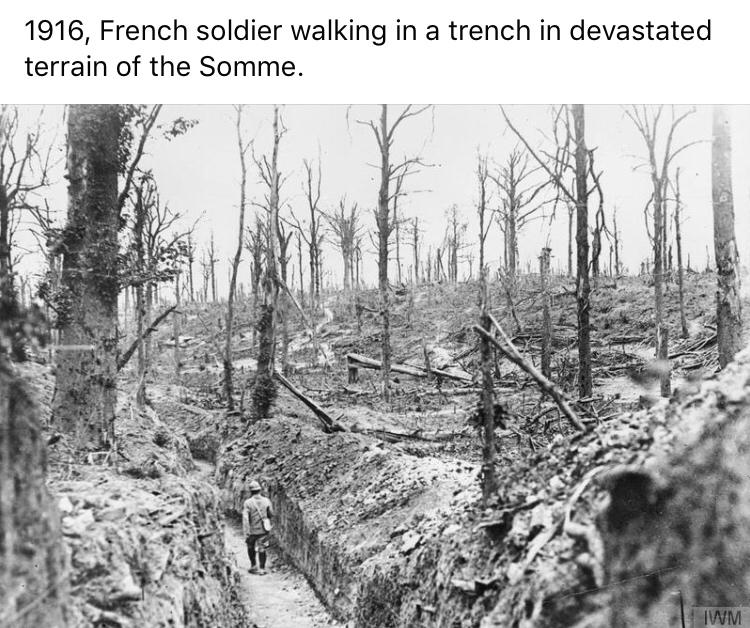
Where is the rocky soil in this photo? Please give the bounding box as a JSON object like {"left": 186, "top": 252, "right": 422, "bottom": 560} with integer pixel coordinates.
{"left": 51, "top": 468, "right": 247, "bottom": 628}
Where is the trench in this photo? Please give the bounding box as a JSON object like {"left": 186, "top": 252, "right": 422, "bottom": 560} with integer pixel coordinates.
{"left": 192, "top": 460, "right": 341, "bottom": 628}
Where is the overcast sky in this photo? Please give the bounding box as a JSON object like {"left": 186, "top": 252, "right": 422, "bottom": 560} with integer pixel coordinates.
{"left": 12, "top": 104, "right": 750, "bottom": 297}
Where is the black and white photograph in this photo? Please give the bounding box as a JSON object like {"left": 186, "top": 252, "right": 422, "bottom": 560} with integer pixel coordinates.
{"left": 2, "top": 104, "right": 750, "bottom": 628}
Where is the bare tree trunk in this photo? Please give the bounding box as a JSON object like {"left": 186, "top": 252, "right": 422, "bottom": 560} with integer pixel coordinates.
{"left": 394, "top": 193, "right": 402, "bottom": 285}
{"left": 144, "top": 281, "right": 153, "bottom": 366}
{"left": 52, "top": 105, "right": 121, "bottom": 451}
{"left": 573, "top": 104, "right": 593, "bottom": 399}
{"left": 653, "top": 163, "right": 670, "bottom": 397}
{"left": 377, "top": 105, "right": 392, "bottom": 401}
{"left": 567, "top": 204, "right": 574, "bottom": 277}
{"left": 173, "top": 272, "right": 181, "bottom": 380}
{"left": 451, "top": 208, "right": 460, "bottom": 283}
{"left": 591, "top": 226, "right": 601, "bottom": 278}
{"left": 613, "top": 209, "right": 621, "bottom": 277}
{"left": 712, "top": 106, "right": 743, "bottom": 368}
{"left": 253, "top": 106, "right": 282, "bottom": 418}
{"left": 278, "top": 230, "right": 291, "bottom": 375}
{"left": 436, "top": 248, "right": 445, "bottom": 282}
{"left": 506, "top": 201, "right": 519, "bottom": 328}
{"left": 479, "top": 292, "right": 497, "bottom": 502}
{"left": 302, "top": 158, "right": 323, "bottom": 312}
{"left": 209, "top": 233, "right": 217, "bottom": 303}
{"left": 316, "top": 251, "right": 323, "bottom": 305}
{"left": 134, "top": 191, "right": 146, "bottom": 408}
{"left": 412, "top": 217, "right": 420, "bottom": 285}
{"left": 308, "top": 242, "right": 317, "bottom": 312}
{"left": 355, "top": 244, "right": 361, "bottom": 289}
{"left": 225, "top": 106, "right": 249, "bottom": 412}
{"left": 296, "top": 232, "right": 305, "bottom": 309}
{"left": 187, "top": 233, "right": 195, "bottom": 302}
{"left": 122, "top": 283, "right": 129, "bottom": 337}
{"left": 674, "top": 169, "right": 689, "bottom": 339}
{"left": 477, "top": 154, "right": 490, "bottom": 278}
{"left": 0, "top": 367, "right": 69, "bottom": 627}
{"left": 0, "top": 185, "right": 14, "bottom": 309}
{"left": 540, "top": 247, "right": 552, "bottom": 379}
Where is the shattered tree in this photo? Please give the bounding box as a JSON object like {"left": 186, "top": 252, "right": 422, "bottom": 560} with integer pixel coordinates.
{"left": 253, "top": 105, "right": 283, "bottom": 419}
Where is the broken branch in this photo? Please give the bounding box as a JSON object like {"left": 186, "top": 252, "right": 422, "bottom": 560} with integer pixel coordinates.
{"left": 472, "top": 315, "right": 585, "bottom": 432}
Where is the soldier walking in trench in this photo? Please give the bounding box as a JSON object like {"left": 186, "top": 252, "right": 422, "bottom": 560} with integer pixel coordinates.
{"left": 242, "top": 480, "right": 274, "bottom": 574}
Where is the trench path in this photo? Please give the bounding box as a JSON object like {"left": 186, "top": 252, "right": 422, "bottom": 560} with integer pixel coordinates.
{"left": 192, "top": 460, "right": 340, "bottom": 628}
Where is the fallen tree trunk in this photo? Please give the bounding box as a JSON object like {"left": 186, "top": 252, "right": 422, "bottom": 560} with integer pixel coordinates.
{"left": 274, "top": 371, "right": 347, "bottom": 434}
{"left": 417, "top": 387, "right": 484, "bottom": 396}
{"left": 346, "top": 352, "right": 472, "bottom": 383}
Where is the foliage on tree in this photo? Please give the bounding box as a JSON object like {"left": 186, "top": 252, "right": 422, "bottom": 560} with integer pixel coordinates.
{"left": 51, "top": 105, "right": 122, "bottom": 451}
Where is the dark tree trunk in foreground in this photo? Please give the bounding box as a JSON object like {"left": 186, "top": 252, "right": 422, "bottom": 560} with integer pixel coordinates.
{"left": 573, "top": 105, "right": 593, "bottom": 398}
{"left": 1, "top": 367, "right": 69, "bottom": 627}
{"left": 52, "top": 105, "right": 121, "bottom": 451}
{"left": 712, "top": 105, "right": 743, "bottom": 368}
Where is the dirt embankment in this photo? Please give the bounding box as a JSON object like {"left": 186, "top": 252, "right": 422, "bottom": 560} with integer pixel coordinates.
{"left": 216, "top": 419, "right": 478, "bottom": 624}
{"left": 51, "top": 469, "right": 248, "bottom": 628}
{"left": 12, "top": 364, "right": 250, "bottom": 628}
{"left": 214, "top": 347, "right": 750, "bottom": 628}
